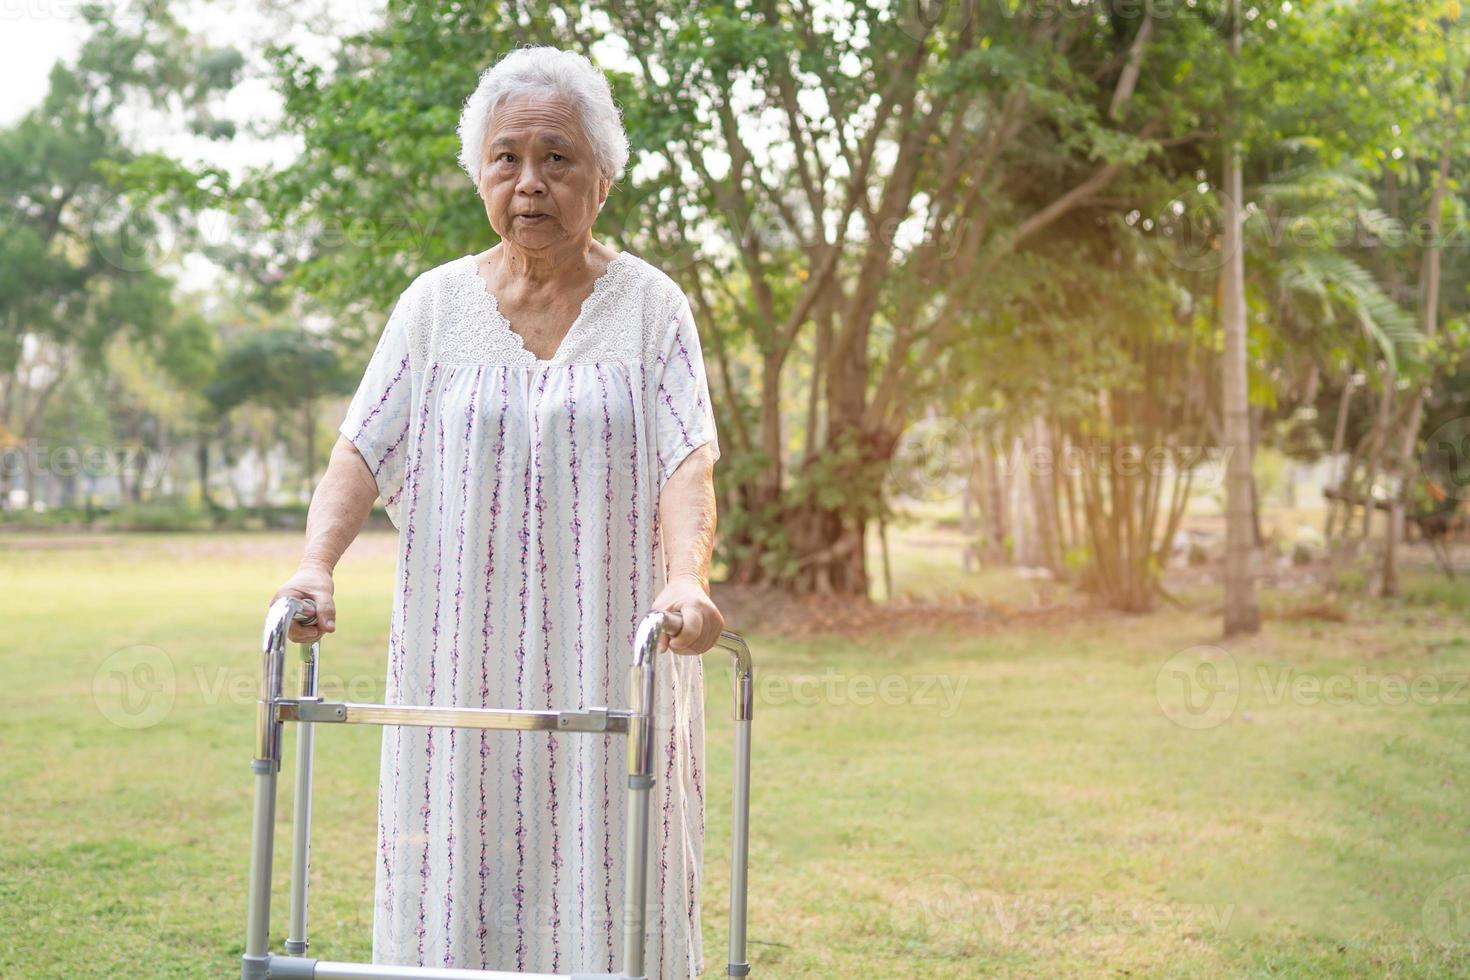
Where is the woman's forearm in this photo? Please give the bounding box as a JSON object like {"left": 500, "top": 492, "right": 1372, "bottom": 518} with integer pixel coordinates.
{"left": 658, "top": 443, "right": 718, "bottom": 588}
{"left": 300, "top": 434, "right": 381, "bottom": 572}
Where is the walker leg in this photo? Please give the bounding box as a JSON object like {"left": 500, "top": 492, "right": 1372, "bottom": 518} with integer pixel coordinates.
{"left": 723, "top": 633, "right": 754, "bottom": 978}
{"left": 244, "top": 597, "right": 306, "bottom": 980}
{"left": 727, "top": 717, "right": 751, "bottom": 977}
{"left": 286, "top": 641, "right": 321, "bottom": 956}
{"left": 243, "top": 757, "right": 281, "bottom": 980}
{"left": 621, "top": 614, "right": 662, "bottom": 979}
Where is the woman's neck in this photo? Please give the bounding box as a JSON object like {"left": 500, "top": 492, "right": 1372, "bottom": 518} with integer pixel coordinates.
{"left": 491, "top": 238, "right": 599, "bottom": 288}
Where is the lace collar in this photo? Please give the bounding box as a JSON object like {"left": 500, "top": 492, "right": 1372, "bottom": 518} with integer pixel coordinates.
{"left": 436, "top": 251, "right": 637, "bottom": 366}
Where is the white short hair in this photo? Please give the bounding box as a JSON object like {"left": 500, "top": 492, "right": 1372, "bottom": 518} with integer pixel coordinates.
{"left": 457, "top": 45, "right": 630, "bottom": 187}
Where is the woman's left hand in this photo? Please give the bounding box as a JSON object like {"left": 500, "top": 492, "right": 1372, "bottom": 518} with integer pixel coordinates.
{"left": 653, "top": 574, "right": 725, "bottom": 655}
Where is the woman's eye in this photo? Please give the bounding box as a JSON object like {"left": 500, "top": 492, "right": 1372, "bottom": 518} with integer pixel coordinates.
{"left": 550, "top": 153, "right": 565, "bottom": 162}
{"left": 498, "top": 152, "right": 515, "bottom": 164}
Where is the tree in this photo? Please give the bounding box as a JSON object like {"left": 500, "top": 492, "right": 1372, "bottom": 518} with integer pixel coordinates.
{"left": 1381, "top": 54, "right": 1469, "bottom": 596}
{"left": 0, "top": 0, "right": 241, "bottom": 506}
{"left": 250, "top": 1, "right": 1215, "bottom": 594}
{"left": 1220, "top": 0, "right": 1259, "bottom": 634}
{"left": 205, "top": 327, "right": 350, "bottom": 497}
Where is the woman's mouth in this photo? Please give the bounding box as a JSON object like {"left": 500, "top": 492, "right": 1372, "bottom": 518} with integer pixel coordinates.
{"left": 518, "top": 212, "right": 549, "bottom": 223}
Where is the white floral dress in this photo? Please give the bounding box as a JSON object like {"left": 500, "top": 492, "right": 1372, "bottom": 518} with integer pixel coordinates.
{"left": 338, "top": 249, "right": 721, "bottom": 978}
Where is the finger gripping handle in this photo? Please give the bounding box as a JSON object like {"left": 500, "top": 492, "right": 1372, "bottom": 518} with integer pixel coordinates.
{"left": 292, "top": 598, "right": 318, "bottom": 627}
{"left": 659, "top": 609, "right": 683, "bottom": 635}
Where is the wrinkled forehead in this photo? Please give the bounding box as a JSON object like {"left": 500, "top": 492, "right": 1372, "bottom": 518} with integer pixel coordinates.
{"left": 485, "top": 92, "right": 590, "bottom": 153}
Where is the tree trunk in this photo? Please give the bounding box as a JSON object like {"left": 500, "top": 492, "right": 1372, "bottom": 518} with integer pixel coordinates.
{"left": 197, "top": 437, "right": 211, "bottom": 507}
{"left": 1248, "top": 404, "right": 1265, "bottom": 547}
{"left": 985, "top": 440, "right": 1009, "bottom": 563}
{"left": 1009, "top": 435, "right": 1036, "bottom": 566}
{"left": 1357, "top": 377, "right": 1395, "bottom": 541}
{"left": 1381, "top": 81, "right": 1459, "bottom": 597}
{"left": 1323, "top": 374, "right": 1355, "bottom": 538}
{"left": 1029, "top": 416, "right": 1062, "bottom": 575}
{"left": 961, "top": 432, "right": 979, "bottom": 573}
{"left": 1220, "top": 0, "right": 1260, "bottom": 635}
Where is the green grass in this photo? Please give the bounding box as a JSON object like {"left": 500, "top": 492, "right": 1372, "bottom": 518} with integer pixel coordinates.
{"left": 3, "top": 532, "right": 1470, "bottom": 977}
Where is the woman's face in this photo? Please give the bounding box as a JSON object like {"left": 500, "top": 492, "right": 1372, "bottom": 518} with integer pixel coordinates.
{"left": 476, "top": 93, "right": 610, "bottom": 254}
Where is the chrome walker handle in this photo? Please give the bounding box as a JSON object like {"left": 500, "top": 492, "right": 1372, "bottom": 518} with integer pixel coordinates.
{"left": 290, "top": 598, "right": 318, "bottom": 627}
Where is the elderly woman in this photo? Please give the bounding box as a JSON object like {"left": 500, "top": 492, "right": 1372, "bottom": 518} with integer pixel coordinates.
{"left": 270, "top": 45, "right": 724, "bottom": 979}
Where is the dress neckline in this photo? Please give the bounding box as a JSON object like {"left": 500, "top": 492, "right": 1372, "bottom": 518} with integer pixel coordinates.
{"left": 457, "top": 250, "right": 633, "bottom": 366}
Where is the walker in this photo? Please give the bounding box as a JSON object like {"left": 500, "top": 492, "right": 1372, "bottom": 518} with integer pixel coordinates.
{"left": 240, "top": 597, "right": 754, "bottom": 980}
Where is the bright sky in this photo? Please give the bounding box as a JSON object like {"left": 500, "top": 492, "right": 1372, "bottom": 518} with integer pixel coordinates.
{"left": 0, "top": 8, "right": 85, "bottom": 126}
{"left": 1, "top": 0, "right": 388, "bottom": 293}
{"left": 0, "top": 2, "right": 830, "bottom": 290}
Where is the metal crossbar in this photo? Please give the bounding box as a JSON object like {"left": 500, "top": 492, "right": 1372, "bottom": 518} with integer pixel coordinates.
{"left": 241, "top": 596, "right": 754, "bottom": 980}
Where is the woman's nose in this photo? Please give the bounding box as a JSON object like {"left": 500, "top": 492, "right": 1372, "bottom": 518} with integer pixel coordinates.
{"left": 515, "top": 162, "right": 547, "bottom": 195}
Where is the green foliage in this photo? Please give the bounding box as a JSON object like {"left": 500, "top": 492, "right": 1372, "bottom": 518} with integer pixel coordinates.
{"left": 204, "top": 328, "right": 349, "bottom": 416}
{"left": 4, "top": 0, "right": 1470, "bottom": 607}
{"left": 105, "top": 501, "right": 215, "bottom": 532}
{"left": 0, "top": 0, "right": 238, "bottom": 463}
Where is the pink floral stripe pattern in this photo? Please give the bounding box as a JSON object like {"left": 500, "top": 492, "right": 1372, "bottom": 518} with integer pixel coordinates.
{"left": 337, "top": 252, "right": 719, "bottom": 978}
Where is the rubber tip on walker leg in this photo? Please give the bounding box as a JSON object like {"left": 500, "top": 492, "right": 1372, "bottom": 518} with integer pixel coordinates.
{"left": 728, "top": 962, "right": 751, "bottom": 976}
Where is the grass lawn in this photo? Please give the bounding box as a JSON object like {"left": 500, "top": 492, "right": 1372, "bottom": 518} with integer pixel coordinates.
{"left": 3, "top": 531, "right": 1470, "bottom": 977}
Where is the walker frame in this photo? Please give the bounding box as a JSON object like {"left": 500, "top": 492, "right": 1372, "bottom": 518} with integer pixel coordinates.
{"left": 240, "top": 597, "right": 753, "bottom": 980}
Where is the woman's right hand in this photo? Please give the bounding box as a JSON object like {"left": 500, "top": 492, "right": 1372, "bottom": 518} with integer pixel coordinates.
{"left": 271, "top": 561, "right": 337, "bottom": 644}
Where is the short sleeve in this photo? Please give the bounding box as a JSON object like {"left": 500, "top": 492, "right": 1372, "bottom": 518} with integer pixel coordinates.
{"left": 653, "top": 293, "right": 722, "bottom": 490}
{"left": 338, "top": 282, "right": 420, "bottom": 529}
